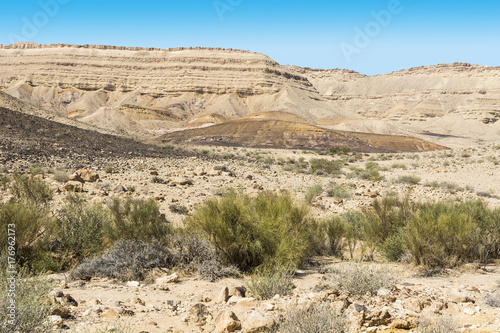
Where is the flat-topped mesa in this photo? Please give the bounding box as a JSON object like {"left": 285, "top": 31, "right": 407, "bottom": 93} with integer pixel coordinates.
{"left": 0, "top": 43, "right": 314, "bottom": 96}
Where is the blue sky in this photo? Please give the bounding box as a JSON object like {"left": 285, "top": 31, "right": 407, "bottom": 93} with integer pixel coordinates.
{"left": 1, "top": 0, "right": 499, "bottom": 75}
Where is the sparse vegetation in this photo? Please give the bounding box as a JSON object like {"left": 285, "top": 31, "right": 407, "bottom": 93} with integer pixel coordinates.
{"left": 304, "top": 183, "right": 323, "bottom": 204}
{"left": 0, "top": 256, "right": 54, "bottom": 332}
{"left": 326, "top": 183, "right": 351, "bottom": 199}
{"left": 247, "top": 264, "right": 295, "bottom": 299}
{"left": 396, "top": 175, "right": 421, "bottom": 185}
{"left": 329, "top": 263, "right": 399, "bottom": 296}
{"left": 309, "top": 158, "right": 343, "bottom": 175}
{"left": 278, "top": 302, "right": 348, "bottom": 333}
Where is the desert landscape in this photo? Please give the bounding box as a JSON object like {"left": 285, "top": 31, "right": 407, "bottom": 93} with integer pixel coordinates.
{"left": 1, "top": 42, "right": 500, "bottom": 333}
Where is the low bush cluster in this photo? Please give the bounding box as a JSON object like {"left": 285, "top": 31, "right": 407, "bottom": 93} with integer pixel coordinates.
{"left": 186, "top": 190, "right": 317, "bottom": 271}
{"left": 329, "top": 263, "right": 399, "bottom": 296}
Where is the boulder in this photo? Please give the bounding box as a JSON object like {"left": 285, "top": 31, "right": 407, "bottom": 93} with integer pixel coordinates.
{"left": 76, "top": 169, "right": 99, "bottom": 182}
{"left": 242, "top": 311, "right": 275, "bottom": 333}
{"left": 64, "top": 181, "right": 83, "bottom": 192}
{"left": 214, "top": 310, "right": 241, "bottom": 333}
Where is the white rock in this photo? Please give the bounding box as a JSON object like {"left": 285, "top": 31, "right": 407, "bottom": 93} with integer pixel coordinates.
{"left": 127, "top": 281, "right": 140, "bottom": 287}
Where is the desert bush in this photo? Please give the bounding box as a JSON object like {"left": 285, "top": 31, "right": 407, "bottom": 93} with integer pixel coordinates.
{"left": 278, "top": 302, "right": 348, "bottom": 333}
{"left": 0, "top": 201, "right": 54, "bottom": 268}
{"left": 104, "top": 198, "right": 172, "bottom": 243}
{"left": 380, "top": 230, "right": 406, "bottom": 262}
{"left": 304, "top": 184, "right": 323, "bottom": 204}
{"left": 187, "top": 190, "right": 315, "bottom": 271}
{"left": 52, "top": 168, "right": 69, "bottom": 183}
{"left": 0, "top": 254, "right": 54, "bottom": 332}
{"left": 329, "top": 263, "right": 399, "bottom": 296}
{"left": 484, "top": 292, "right": 500, "bottom": 308}
{"left": 10, "top": 174, "right": 53, "bottom": 208}
{"left": 328, "top": 146, "right": 351, "bottom": 155}
{"left": 169, "top": 204, "right": 189, "bottom": 215}
{"left": 0, "top": 172, "right": 10, "bottom": 190}
{"left": 105, "top": 165, "right": 114, "bottom": 174}
{"left": 347, "top": 162, "right": 383, "bottom": 181}
{"left": 341, "top": 211, "right": 366, "bottom": 259}
{"left": 417, "top": 316, "right": 459, "bottom": 333}
{"left": 396, "top": 175, "right": 421, "bottom": 185}
{"left": 56, "top": 194, "right": 109, "bottom": 260}
{"left": 309, "top": 158, "right": 343, "bottom": 175}
{"left": 391, "top": 163, "right": 407, "bottom": 169}
{"left": 247, "top": 264, "right": 294, "bottom": 299}
{"left": 70, "top": 239, "right": 170, "bottom": 281}
{"left": 320, "top": 216, "right": 346, "bottom": 257}
{"left": 326, "top": 183, "right": 351, "bottom": 199}
{"left": 404, "top": 200, "right": 497, "bottom": 267}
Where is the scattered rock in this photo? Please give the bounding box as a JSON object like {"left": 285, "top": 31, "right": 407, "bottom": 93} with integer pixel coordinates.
{"left": 190, "top": 303, "right": 210, "bottom": 323}
{"left": 100, "top": 309, "right": 120, "bottom": 319}
{"left": 216, "top": 286, "right": 229, "bottom": 304}
{"left": 133, "top": 297, "right": 145, "bottom": 306}
{"left": 62, "top": 294, "right": 78, "bottom": 307}
{"left": 127, "top": 281, "right": 140, "bottom": 287}
{"left": 242, "top": 311, "right": 275, "bottom": 333}
{"left": 48, "top": 315, "right": 63, "bottom": 327}
{"left": 214, "top": 310, "right": 241, "bottom": 333}
{"left": 64, "top": 181, "right": 83, "bottom": 192}
{"left": 157, "top": 273, "right": 179, "bottom": 290}
{"left": 51, "top": 306, "right": 71, "bottom": 319}
{"left": 231, "top": 286, "right": 247, "bottom": 297}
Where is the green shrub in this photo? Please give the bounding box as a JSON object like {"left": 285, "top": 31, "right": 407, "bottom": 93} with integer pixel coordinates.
{"left": 247, "top": 264, "right": 294, "bottom": 299}
{"left": 278, "top": 302, "right": 348, "bottom": 333}
{"left": 0, "top": 201, "right": 54, "bottom": 268}
{"left": 404, "top": 200, "right": 485, "bottom": 267}
{"left": 392, "top": 163, "right": 407, "bottom": 169}
{"left": 56, "top": 194, "right": 109, "bottom": 260}
{"left": 309, "top": 158, "right": 343, "bottom": 175}
{"left": 341, "top": 211, "right": 367, "bottom": 259}
{"left": 0, "top": 255, "right": 54, "bottom": 332}
{"left": 328, "top": 146, "right": 351, "bottom": 155}
{"left": 381, "top": 231, "right": 406, "bottom": 262}
{"left": 329, "top": 263, "right": 399, "bottom": 296}
{"left": 320, "top": 216, "right": 346, "bottom": 257}
{"left": 396, "top": 175, "right": 421, "bottom": 185}
{"left": 104, "top": 198, "right": 172, "bottom": 244}
{"left": 187, "top": 190, "right": 315, "bottom": 271}
{"left": 304, "top": 184, "right": 323, "bottom": 204}
{"left": 10, "top": 174, "right": 53, "bottom": 208}
{"left": 105, "top": 165, "right": 114, "bottom": 174}
{"left": 326, "top": 183, "right": 351, "bottom": 199}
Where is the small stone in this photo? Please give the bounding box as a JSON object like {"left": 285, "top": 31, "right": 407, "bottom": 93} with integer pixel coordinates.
{"left": 62, "top": 294, "right": 78, "bottom": 307}
{"left": 133, "top": 297, "right": 145, "bottom": 306}
{"left": 51, "top": 306, "right": 71, "bottom": 319}
{"left": 48, "top": 315, "right": 63, "bottom": 327}
{"left": 231, "top": 286, "right": 247, "bottom": 297}
{"left": 464, "top": 307, "right": 476, "bottom": 316}
{"left": 216, "top": 286, "right": 229, "bottom": 304}
{"left": 157, "top": 273, "right": 179, "bottom": 290}
{"left": 118, "top": 308, "right": 135, "bottom": 316}
{"left": 53, "top": 291, "right": 64, "bottom": 298}
{"left": 101, "top": 309, "right": 120, "bottom": 319}
{"left": 127, "top": 281, "right": 140, "bottom": 287}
